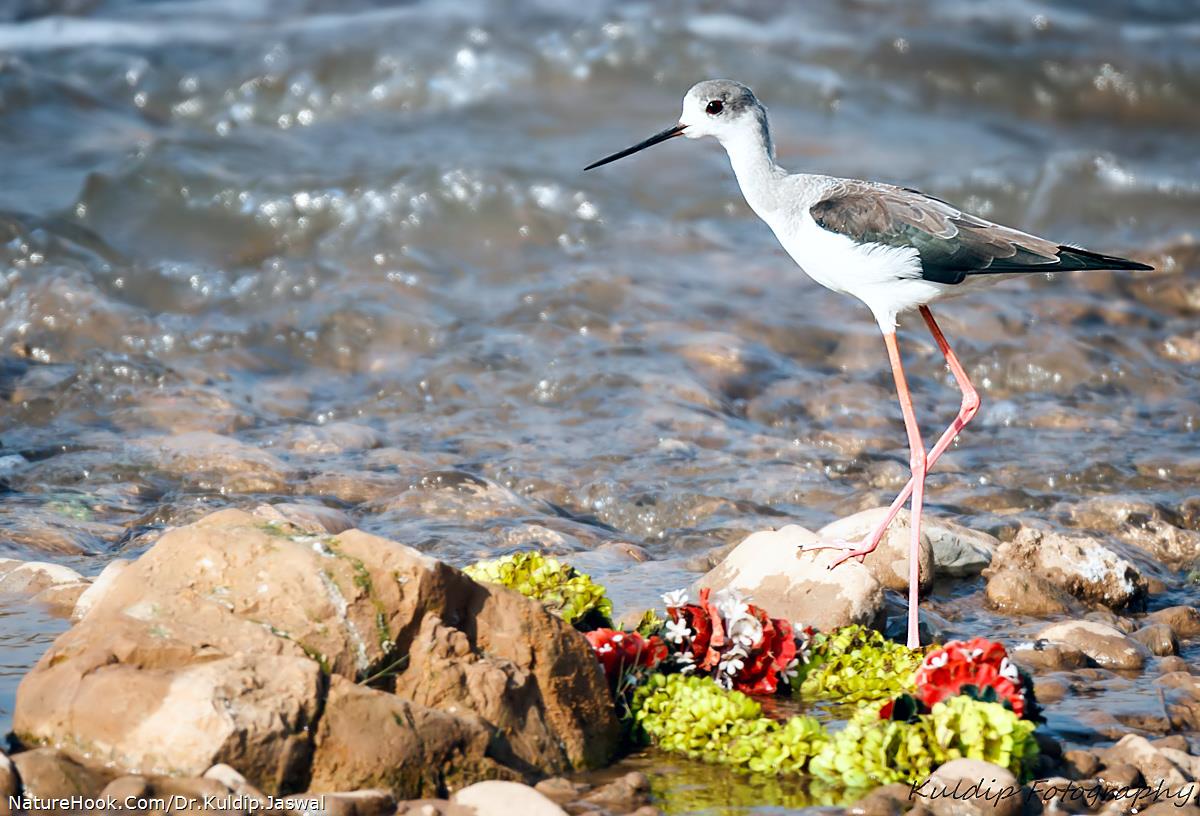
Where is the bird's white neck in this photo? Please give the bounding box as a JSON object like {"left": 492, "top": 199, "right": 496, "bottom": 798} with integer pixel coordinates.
{"left": 720, "top": 119, "right": 785, "bottom": 218}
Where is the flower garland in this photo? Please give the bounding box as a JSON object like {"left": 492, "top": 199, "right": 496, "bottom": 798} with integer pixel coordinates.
{"left": 660, "top": 587, "right": 808, "bottom": 694}
{"left": 463, "top": 551, "right": 613, "bottom": 628}
{"left": 463, "top": 553, "right": 1043, "bottom": 787}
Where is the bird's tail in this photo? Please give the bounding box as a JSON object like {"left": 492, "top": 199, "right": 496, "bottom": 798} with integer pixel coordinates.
{"left": 1054, "top": 245, "right": 1154, "bottom": 272}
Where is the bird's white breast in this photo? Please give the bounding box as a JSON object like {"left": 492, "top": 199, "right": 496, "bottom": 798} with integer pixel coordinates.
{"left": 763, "top": 211, "right": 952, "bottom": 331}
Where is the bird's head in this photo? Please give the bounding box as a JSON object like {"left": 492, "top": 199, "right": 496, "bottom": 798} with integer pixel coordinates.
{"left": 678, "top": 79, "right": 765, "bottom": 141}
{"left": 584, "top": 79, "right": 769, "bottom": 171}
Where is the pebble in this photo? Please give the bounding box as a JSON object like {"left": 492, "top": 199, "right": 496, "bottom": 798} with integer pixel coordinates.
{"left": 1035, "top": 620, "right": 1149, "bottom": 671}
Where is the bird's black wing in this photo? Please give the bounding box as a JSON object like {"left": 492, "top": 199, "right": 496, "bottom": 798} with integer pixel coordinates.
{"left": 809, "top": 182, "right": 1151, "bottom": 284}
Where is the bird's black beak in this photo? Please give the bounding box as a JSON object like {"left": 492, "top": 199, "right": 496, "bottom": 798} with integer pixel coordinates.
{"left": 584, "top": 123, "right": 687, "bottom": 171}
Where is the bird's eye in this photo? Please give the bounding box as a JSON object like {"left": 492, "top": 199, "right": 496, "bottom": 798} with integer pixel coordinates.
{"left": 706, "top": 100, "right": 724, "bottom": 115}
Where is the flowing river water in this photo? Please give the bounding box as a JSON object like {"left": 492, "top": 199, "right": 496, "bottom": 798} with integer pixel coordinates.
{"left": 1, "top": 1, "right": 1198, "bottom": 812}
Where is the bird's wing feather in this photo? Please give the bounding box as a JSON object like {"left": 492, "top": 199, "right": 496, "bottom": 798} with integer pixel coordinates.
{"left": 809, "top": 182, "right": 1067, "bottom": 284}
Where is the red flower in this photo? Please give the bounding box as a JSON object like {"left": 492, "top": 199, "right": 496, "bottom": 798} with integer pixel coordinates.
{"left": 730, "top": 606, "right": 797, "bottom": 695}
{"left": 915, "top": 638, "right": 1027, "bottom": 718}
{"left": 667, "top": 588, "right": 729, "bottom": 671}
{"left": 585, "top": 628, "right": 667, "bottom": 686}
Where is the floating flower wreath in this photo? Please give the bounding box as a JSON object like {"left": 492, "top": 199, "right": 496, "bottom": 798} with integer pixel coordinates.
{"left": 462, "top": 551, "right": 1042, "bottom": 787}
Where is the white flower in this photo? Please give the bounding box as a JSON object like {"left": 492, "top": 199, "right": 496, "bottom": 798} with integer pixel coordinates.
{"left": 728, "top": 615, "right": 763, "bottom": 649}
{"left": 596, "top": 643, "right": 613, "bottom": 654}
{"left": 661, "top": 588, "right": 689, "bottom": 608}
{"left": 664, "top": 618, "right": 693, "bottom": 644}
{"left": 611, "top": 633, "right": 624, "bottom": 643}
{"left": 714, "top": 589, "right": 751, "bottom": 623}
{"left": 783, "top": 656, "right": 801, "bottom": 681}
{"left": 999, "top": 657, "right": 1020, "bottom": 683}
{"left": 716, "top": 673, "right": 733, "bottom": 689}
{"left": 926, "top": 652, "right": 948, "bottom": 669}
{"left": 675, "top": 651, "right": 696, "bottom": 674}
{"left": 719, "top": 651, "right": 746, "bottom": 676}
{"left": 967, "top": 647, "right": 984, "bottom": 661}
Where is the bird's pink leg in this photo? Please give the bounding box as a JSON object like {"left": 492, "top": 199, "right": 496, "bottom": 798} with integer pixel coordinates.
{"left": 809, "top": 307, "right": 980, "bottom": 565}
{"left": 881, "top": 330, "right": 927, "bottom": 649}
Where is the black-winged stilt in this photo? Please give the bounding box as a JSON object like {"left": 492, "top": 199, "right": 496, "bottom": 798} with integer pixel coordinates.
{"left": 585, "top": 79, "right": 1152, "bottom": 648}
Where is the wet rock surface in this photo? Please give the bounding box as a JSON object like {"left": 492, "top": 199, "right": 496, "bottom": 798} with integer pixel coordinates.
{"left": 1034, "top": 621, "right": 1150, "bottom": 671}
{"left": 986, "top": 526, "right": 1148, "bottom": 610}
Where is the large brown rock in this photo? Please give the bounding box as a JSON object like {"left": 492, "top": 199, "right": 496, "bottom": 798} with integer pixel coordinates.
{"left": 695, "top": 525, "right": 884, "bottom": 631}
{"left": 984, "top": 568, "right": 1077, "bottom": 617}
{"left": 15, "top": 637, "right": 322, "bottom": 792}
{"left": 308, "top": 676, "right": 509, "bottom": 797}
{"left": 985, "top": 526, "right": 1148, "bottom": 610}
{"left": 14, "top": 509, "right": 618, "bottom": 798}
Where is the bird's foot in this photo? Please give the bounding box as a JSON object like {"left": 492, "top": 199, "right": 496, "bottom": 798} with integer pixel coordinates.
{"left": 800, "top": 537, "right": 876, "bottom": 568}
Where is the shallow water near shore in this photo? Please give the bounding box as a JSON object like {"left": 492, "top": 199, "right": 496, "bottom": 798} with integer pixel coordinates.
{"left": 1, "top": 0, "right": 1198, "bottom": 811}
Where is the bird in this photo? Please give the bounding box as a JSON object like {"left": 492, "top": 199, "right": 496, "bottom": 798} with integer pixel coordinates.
{"left": 584, "top": 79, "right": 1152, "bottom": 649}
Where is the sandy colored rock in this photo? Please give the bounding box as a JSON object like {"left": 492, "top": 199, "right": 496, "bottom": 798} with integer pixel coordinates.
{"left": 1099, "top": 735, "right": 1194, "bottom": 801}
{"left": 394, "top": 801, "right": 475, "bottom": 816}
{"left": 252, "top": 502, "right": 354, "bottom": 534}
{"left": 309, "top": 675, "right": 506, "bottom": 798}
{"left": 1063, "top": 749, "right": 1101, "bottom": 780}
{"left": 850, "top": 781, "right": 915, "bottom": 816}
{"left": 452, "top": 781, "right": 568, "bottom": 816}
{"left": 694, "top": 525, "right": 884, "bottom": 631}
{"left": 282, "top": 422, "right": 381, "bottom": 454}
{"left": 1032, "top": 677, "right": 1068, "bottom": 704}
{"left": 1148, "top": 606, "right": 1200, "bottom": 639}
{"left": 15, "top": 509, "right": 617, "bottom": 794}
{"left": 1, "top": 751, "right": 17, "bottom": 816}
{"left": 1159, "top": 656, "right": 1190, "bottom": 675}
{"left": 1157, "top": 672, "right": 1200, "bottom": 731}
{"left": 15, "top": 645, "right": 321, "bottom": 792}
{"left": 1011, "top": 640, "right": 1090, "bottom": 672}
{"left": 1035, "top": 620, "right": 1149, "bottom": 671}
{"left": 818, "top": 508, "right": 935, "bottom": 593}
{"left": 1132, "top": 623, "right": 1179, "bottom": 656}
{"left": 1069, "top": 497, "right": 1200, "bottom": 565}
{"left": 985, "top": 568, "right": 1076, "bottom": 617}
{"left": 137, "top": 431, "right": 292, "bottom": 493}
{"left": 303, "top": 789, "right": 397, "bottom": 816}
{"left": 917, "top": 758, "right": 1021, "bottom": 816}
{"left": 71, "top": 559, "right": 130, "bottom": 622}
{"left": 986, "top": 526, "right": 1147, "bottom": 609}
{"left": 0, "top": 561, "right": 86, "bottom": 597}
{"left": 10, "top": 748, "right": 112, "bottom": 802}
{"left": 100, "top": 775, "right": 152, "bottom": 805}
{"left": 575, "top": 771, "right": 652, "bottom": 812}
{"left": 366, "top": 471, "right": 534, "bottom": 523}
{"left": 30, "top": 581, "right": 90, "bottom": 617}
